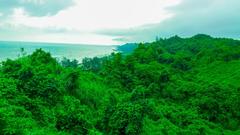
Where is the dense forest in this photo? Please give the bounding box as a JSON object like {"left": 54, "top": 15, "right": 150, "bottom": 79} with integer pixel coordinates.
{"left": 0, "top": 34, "right": 240, "bottom": 135}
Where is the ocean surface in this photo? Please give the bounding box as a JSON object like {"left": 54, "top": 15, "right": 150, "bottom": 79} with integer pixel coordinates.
{"left": 0, "top": 41, "right": 116, "bottom": 62}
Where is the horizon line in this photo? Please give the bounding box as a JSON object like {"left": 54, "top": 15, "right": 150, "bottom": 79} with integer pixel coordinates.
{"left": 0, "top": 40, "right": 120, "bottom": 46}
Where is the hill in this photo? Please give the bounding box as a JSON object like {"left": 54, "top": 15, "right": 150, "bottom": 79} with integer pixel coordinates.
{"left": 0, "top": 34, "right": 240, "bottom": 134}
{"left": 117, "top": 43, "right": 138, "bottom": 53}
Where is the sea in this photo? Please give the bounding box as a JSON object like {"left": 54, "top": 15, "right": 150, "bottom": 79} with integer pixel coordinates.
{"left": 0, "top": 41, "right": 116, "bottom": 62}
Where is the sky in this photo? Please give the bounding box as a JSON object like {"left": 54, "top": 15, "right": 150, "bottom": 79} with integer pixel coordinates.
{"left": 0, "top": 0, "right": 239, "bottom": 45}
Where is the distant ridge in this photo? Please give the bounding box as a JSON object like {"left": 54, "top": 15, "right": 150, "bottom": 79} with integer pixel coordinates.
{"left": 117, "top": 43, "right": 138, "bottom": 53}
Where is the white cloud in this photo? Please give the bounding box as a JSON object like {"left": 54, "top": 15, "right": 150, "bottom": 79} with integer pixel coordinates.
{"left": 2, "top": 0, "right": 181, "bottom": 44}
{"left": 98, "top": 0, "right": 240, "bottom": 43}
{"left": 10, "top": 0, "right": 180, "bottom": 31}
{"left": 1, "top": 0, "right": 240, "bottom": 44}
{"left": 0, "top": 0, "right": 74, "bottom": 16}
{"left": 20, "top": 0, "right": 46, "bottom": 5}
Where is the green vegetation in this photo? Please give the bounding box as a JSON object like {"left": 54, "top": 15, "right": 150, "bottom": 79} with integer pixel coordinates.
{"left": 1, "top": 34, "right": 240, "bottom": 134}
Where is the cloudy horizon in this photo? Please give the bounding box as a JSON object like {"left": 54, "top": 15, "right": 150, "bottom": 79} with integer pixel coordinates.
{"left": 0, "top": 0, "right": 239, "bottom": 45}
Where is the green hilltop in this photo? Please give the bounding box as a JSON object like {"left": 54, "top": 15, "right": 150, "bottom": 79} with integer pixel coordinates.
{"left": 0, "top": 34, "right": 240, "bottom": 134}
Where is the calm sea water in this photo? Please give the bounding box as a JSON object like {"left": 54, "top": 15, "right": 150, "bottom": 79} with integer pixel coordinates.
{"left": 0, "top": 41, "right": 116, "bottom": 62}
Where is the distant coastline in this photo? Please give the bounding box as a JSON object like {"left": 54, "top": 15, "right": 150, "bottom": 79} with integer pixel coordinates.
{"left": 0, "top": 41, "right": 116, "bottom": 62}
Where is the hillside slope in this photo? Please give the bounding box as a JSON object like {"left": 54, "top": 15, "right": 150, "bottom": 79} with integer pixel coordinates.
{"left": 0, "top": 34, "right": 240, "bottom": 134}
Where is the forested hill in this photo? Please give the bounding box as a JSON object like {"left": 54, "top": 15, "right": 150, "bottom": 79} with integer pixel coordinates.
{"left": 117, "top": 43, "right": 138, "bottom": 53}
{"left": 1, "top": 34, "right": 240, "bottom": 134}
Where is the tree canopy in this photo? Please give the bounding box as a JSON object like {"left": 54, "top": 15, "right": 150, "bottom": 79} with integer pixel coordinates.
{"left": 0, "top": 35, "right": 240, "bottom": 134}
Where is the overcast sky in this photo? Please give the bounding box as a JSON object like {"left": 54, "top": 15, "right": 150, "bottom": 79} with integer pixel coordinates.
{"left": 0, "top": 0, "right": 239, "bottom": 45}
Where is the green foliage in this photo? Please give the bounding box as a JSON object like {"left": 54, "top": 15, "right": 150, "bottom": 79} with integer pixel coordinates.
{"left": 102, "top": 102, "right": 145, "bottom": 135}
{"left": 55, "top": 96, "right": 91, "bottom": 134}
{"left": 64, "top": 70, "right": 80, "bottom": 95}
{"left": 82, "top": 57, "right": 106, "bottom": 72}
{"left": 1, "top": 34, "right": 240, "bottom": 134}
{"left": 61, "top": 57, "right": 79, "bottom": 68}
